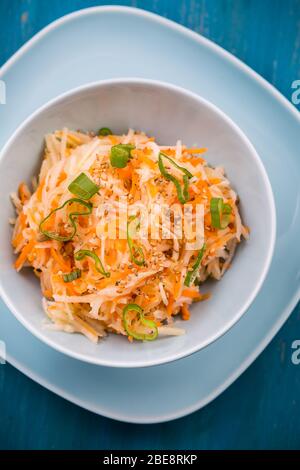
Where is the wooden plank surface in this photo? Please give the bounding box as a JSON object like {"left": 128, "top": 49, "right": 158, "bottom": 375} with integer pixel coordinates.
{"left": 0, "top": 0, "right": 300, "bottom": 450}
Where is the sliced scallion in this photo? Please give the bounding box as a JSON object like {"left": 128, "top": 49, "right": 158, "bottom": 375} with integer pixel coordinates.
{"left": 127, "top": 216, "right": 145, "bottom": 266}
{"left": 98, "top": 127, "right": 112, "bottom": 136}
{"left": 184, "top": 244, "right": 206, "bottom": 287}
{"left": 39, "top": 198, "right": 93, "bottom": 242}
{"left": 158, "top": 152, "right": 192, "bottom": 204}
{"left": 123, "top": 303, "right": 158, "bottom": 341}
{"left": 63, "top": 268, "right": 81, "bottom": 283}
{"left": 110, "top": 144, "right": 135, "bottom": 168}
{"left": 210, "top": 197, "right": 232, "bottom": 229}
{"left": 74, "top": 249, "right": 110, "bottom": 278}
{"left": 68, "top": 173, "right": 99, "bottom": 200}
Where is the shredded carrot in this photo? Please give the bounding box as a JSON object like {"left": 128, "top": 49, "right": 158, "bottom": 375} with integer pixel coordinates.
{"left": 105, "top": 240, "right": 118, "bottom": 266}
{"left": 51, "top": 247, "right": 70, "bottom": 272}
{"left": 95, "top": 268, "right": 133, "bottom": 290}
{"left": 56, "top": 171, "right": 67, "bottom": 186}
{"left": 35, "top": 178, "right": 45, "bottom": 202}
{"left": 134, "top": 150, "right": 157, "bottom": 170}
{"left": 182, "top": 155, "right": 206, "bottom": 166}
{"left": 208, "top": 177, "right": 221, "bottom": 185}
{"left": 130, "top": 170, "right": 141, "bottom": 201}
{"left": 147, "top": 180, "right": 158, "bottom": 198}
{"left": 190, "top": 195, "right": 204, "bottom": 206}
{"left": 181, "top": 288, "right": 201, "bottom": 299}
{"left": 18, "top": 182, "right": 30, "bottom": 204}
{"left": 12, "top": 212, "right": 27, "bottom": 248}
{"left": 161, "top": 148, "right": 176, "bottom": 156}
{"left": 43, "top": 289, "right": 53, "bottom": 298}
{"left": 116, "top": 239, "right": 127, "bottom": 253}
{"left": 14, "top": 238, "right": 36, "bottom": 271}
{"left": 181, "top": 303, "right": 190, "bottom": 320}
{"left": 204, "top": 213, "right": 212, "bottom": 227}
{"left": 185, "top": 147, "right": 207, "bottom": 154}
{"left": 12, "top": 231, "right": 24, "bottom": 249}
{"left": 67, "top": 134, "right": 82, "bottom": 146}
{"left": 196, "top": 179, "right": 209, "bottom": 192}
{"left": 167, "top": 293, "right": 174, "bottom": 316}
{"left": 209, "top": 233, "right": 235, "bottom": 252}
{"left": 200, "top": 292, "right": 211, "bottom": 301}
{"left": 108, "top": 135, "right": 119, "bottom": 145}
{"left": 116, "top": 165, "right": 132, "bottom": 180}
{"left": 173, "top": 274, "right": 182, "bottom": 300}
{"left": 19, "top": 212, "right": 27, "bottom": 227}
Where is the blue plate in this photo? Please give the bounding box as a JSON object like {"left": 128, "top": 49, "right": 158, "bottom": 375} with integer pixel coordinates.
{"left": 0, "top": 6, "right": 299, "bottom": 423}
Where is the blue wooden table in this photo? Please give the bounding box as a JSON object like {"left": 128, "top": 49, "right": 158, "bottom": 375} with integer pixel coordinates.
{"left": 0, "top": 0, "right": 300, "bottom": 450}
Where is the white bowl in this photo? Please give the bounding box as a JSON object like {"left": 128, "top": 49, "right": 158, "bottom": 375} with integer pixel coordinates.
{"left": 0, "top": 79, "right": 276, "bottom": 368}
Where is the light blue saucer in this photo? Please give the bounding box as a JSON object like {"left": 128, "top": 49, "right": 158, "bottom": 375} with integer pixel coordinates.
{"left": 0, "top": 6, "right": 299, "bottom": 423}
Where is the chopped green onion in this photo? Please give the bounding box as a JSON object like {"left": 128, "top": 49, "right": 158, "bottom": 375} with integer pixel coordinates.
{"left": 127, "top": 216, "right": 145, "bottom": 266}
{"left": 184, "top": 244, "right": 206, "bottom": 287}
{"left": 68, "top": 173, "right": 99, "bottom": 200}
{"left": 210, "top": 197, "right": 232, "bottom": 229}
{"left": 74, "top": 249, "right": 110, "bottom": 278}
{"left": 123, "top": 303, "right": 158, "bottom": 341}
{"left": 98, "top": 127, "right": 112, "bottom": 136}
{"left": 160, "top": 152, "right": 193, "bottom": 178}
{"left": 158, "top": 152, "right": 192, "bottom": 204}
{"left": 110, "top": 144, "right": 135, "bottom": 168}
{"left": 63, "top": 268, "right": 81, "bottom": 283}
{"left": 39, "top": 198, "right": 93, "bottom": 242}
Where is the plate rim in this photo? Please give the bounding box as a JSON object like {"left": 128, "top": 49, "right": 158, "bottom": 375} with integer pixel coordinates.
{"left": 5, "top": 289, "right": 300, "bottom": 424}
{"left": 0, "top": 5, "right": 299, "bottom": 423}
{"left": 1, "top": 4, "right": 300, "bottom": 126}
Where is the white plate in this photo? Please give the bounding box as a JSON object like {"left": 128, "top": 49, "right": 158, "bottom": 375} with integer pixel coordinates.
{"left": 0, "top": 6, "right": 299, "bottom": 423}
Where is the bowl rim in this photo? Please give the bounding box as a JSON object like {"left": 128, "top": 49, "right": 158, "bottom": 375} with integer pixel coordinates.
{"left": 0, "top": 77, "right": 276, "bottom": 368}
